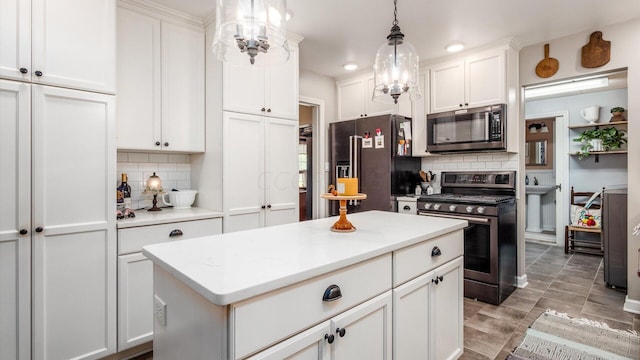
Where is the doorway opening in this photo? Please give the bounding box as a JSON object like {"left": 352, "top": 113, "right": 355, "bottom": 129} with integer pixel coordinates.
{"left": 299, "top": 96, "right": 327, "bottom": 220}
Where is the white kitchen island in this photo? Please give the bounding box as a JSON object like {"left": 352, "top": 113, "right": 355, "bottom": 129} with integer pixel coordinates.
{"left": 143, "top": 211, "right": 467, "bottom": 360}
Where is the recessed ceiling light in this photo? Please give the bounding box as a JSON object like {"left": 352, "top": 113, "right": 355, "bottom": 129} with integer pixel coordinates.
{"left": 446, "top": 43, "right": 465, "bottom": 53}
{"left": 343, "top": 63, "right": 358, "bottom": 71}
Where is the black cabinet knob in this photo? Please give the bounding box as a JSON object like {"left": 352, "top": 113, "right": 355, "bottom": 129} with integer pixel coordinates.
{"left": 155, "top": 141, "right": 161, "bottom": 146}
{"left": 35, "top": 227, "right": 43, "bottom": 233}
{"left": 267, "top": 204, "right": 272, "bottom": 208}
{"left": 432, "top": 278, "right": 439, "bottom": 284}
{"left": 19, "top": 229, "right": 28, "bottom": 235}
{"left": 261, "top": 107, "right": 266, "bottom": 112}
{"left": 164, "top": 142, "right": 169, "bottom": 147}
{"left": 19, "top": 67, "right": 28, "bottom": 74}
{"left": 266, "top": 108, "right": 271, "bottom": 112}
{"left": 403, "top": 205, "right": 411, "bottom": 210}
{"left": 459, "top": 104, "right": 463, "bottom": 107}
{"left": 261, "top": 205, "right": 266, "bottom": 209}
{"left": 464, "top": 103, "right": 468, "bottom": 106}
{"left": 35, "top": 70, "right": 43, "bottom": 77}
{"left": 324, "top": 334, "right": 335, "bottom": 344}
{"left": 322, "top": 284, "right": 342, "bottom": 302}
{"left": 169, "top": 229, "right": 183, "bottom": 237}
{"left": 336, "top": 327, "right": 346, "bottom": 337}
{"left": 431, "top": 246, "right": 442, "bottom": 257}
{"left": 438, "top": 275, "right": 444, "bottom": 282}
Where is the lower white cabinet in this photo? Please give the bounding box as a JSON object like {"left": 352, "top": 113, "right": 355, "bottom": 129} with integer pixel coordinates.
{"left": 393, "top": 256, "right": 464, "bottom": 360}
{"left": 117, "top": 217, "right": 222, "bottom": 350}
{"left": 248, "top": 291, "right": 392, "bottom": 360}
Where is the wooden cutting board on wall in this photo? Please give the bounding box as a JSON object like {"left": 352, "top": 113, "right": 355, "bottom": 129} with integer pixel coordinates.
{"left": 582, "top": 31, "right": 610, "bottom": 68}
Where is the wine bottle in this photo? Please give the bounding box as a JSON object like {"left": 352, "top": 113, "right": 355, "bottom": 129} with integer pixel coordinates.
{"left": 117, "top": 173, "right": 132, "bottom": 210}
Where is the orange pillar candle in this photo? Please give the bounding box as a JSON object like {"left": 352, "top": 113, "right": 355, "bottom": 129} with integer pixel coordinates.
{"left": 337, "top": 178, "right": 358, "bottom": 195}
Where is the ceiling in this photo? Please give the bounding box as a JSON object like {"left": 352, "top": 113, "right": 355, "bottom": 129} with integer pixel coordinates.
{"left": 147, "top": 0, "right": 640, "bottom": 78}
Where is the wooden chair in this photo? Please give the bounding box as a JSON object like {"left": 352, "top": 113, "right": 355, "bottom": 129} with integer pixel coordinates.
{"left": 564, "top": 187, "right": 603, "bottom": 255}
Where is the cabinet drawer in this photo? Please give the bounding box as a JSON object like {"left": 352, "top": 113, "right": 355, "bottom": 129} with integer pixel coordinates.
{"left": 393, "top": 229, "right": 463, "bottom": 287}
{"left": 397, "top": 201, "right": 417, "bottom": 214}
{"left": 231, "top": 254, "right": 392, "bottom": 359}
{"left": 118, "top": 218, "right": 222, "bottom": 255}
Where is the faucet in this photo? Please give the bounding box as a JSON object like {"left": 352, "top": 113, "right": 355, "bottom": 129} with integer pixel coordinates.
{"left": 534, "top": 177, "right": 539, "bottom": 185}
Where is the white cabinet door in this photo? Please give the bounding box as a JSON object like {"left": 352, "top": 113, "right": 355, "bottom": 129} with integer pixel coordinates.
{"left": 337, "top": 77, "right": 365, "bottom": 121}
{"left": 266, "top": 48, "right": 299, "bottom": 120}
{"left": 430, "top": 60, "right": 464, "bottom": 113}
{"left": 430, "top": 257, "right": 463, "bottom": 360}
{"left": 223, "top": 60, "right": 266, "bottom": 116}
{"left": 161, "top": 21, "right": 205, "bottom": 152}
{"left": 264, "top": 118, "right": 298, "bottom": 227}
{"left": 393, "top": 270, "right": 433, "bottom": 360}
{"left": 0, "top": 0, "right": 31, "bottom": 81}
{"left": 332, "top": 291, "right": 392, "bottom": 360}
{"left": 365, "top": 76, "right": 396, "bottom": 118}
{"left": 118, "top": 253, "right": 154, "bottom": 350}
{"left": 32, "top": 85, "right": 116, "bottom": 360}
{"left": 465, "top": 49, "right": 506, "bottom": 108}
{"left": 31, "top": 0, "right": 116, "bottom": 93}
{"left": 223, "top": 112, "right": 265, "bottom": 233}
{"left": 115, "top": 7, "right": 161, "bottom": 151}
{"left": 0, "top": 80, "right": 31, "bottom": 360}
{"left": 246, "top": 321, "right": 331, "bottom": 360}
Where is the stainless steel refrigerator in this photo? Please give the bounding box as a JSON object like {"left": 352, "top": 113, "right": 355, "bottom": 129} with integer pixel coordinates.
{"left": 329, "top": 115, "right": 421, "bottom": 215}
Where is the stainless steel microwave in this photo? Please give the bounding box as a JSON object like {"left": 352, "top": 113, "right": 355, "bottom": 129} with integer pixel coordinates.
{"left": 426, "top": 104, "right": 506, "bottom": 153}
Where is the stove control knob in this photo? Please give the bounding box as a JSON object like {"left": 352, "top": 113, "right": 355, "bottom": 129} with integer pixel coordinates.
{"left": 448, "top": 205, "right": 457, "bottom": 212}
{"left": 466, "top": 206, "right": 474, "bottom": 213}
{"left": 477, "top": 207, "right": 486, "bottom": 214}
{"left": 423, "top": 203, "right": 432, "bottom": 210}
{"left": 433, "top": 204, "right": 441, "bottom": 210}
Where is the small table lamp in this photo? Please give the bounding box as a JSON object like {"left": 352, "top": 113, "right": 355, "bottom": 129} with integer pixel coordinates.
{"left": 143, "top": 172, "right": 165, "bottom": 211}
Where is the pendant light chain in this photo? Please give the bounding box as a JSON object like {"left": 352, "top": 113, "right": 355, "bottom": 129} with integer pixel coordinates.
{"left": 393, "top": 0, "right": 398, "bottom": 26}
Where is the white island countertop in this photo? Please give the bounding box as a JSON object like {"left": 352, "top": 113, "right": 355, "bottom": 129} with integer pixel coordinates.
{"left": 142, "top": 211, "right": 466, "bottom": 306}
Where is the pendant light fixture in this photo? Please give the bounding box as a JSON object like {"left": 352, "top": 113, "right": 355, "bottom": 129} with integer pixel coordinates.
{"left": 372, "top": 0, "right": 420, "bottom": 104}
{"left": 213, "top": 0, "right": 290, "bottom": 66}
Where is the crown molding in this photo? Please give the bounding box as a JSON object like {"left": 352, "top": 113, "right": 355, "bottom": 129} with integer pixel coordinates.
{"left": 119, "top": 0, "right": 204, "bottom": 28}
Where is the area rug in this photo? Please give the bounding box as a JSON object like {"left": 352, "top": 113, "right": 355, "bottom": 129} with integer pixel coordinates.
{"left": 508, "top": 309, "right": 640, "bottom": 360}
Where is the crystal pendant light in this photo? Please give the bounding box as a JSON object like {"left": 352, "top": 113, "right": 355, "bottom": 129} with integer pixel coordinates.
{"left": 213, "top": 0, "right": 290, "bottom": 66}
{"left": 372, "top": 0, "right": 420, "bottom": 104}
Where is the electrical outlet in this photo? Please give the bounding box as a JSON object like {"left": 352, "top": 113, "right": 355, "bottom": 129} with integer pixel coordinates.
{"left": 154, "top": 295, "right": 167, "bottom": 326}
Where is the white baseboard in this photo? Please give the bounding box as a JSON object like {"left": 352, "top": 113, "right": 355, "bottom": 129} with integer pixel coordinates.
{"left": 623, "top": 295, "right": 640, "bottom": 314}
{"left": 516, "top": 274, "right": 528, "bottom": 288}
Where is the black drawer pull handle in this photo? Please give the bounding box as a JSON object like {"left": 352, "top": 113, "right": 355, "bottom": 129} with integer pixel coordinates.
{"left": 431, "top": 246, "right": 442, "bottom": 257}
{"left": 322, "top": 284, "right": 342, "bottom": 302}
{"left": 336, "top": 327, "right": 346, "bottom": 337}
{"left": 403, "top": 205, "right": 411, "bottom": 210}
{"left": 169, "top": 229, "right": 183, "bottom": 237}
{"left": 325, "top": 334, "right": 334, "bottom": 344}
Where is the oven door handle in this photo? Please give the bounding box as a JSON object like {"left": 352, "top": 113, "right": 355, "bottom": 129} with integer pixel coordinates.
{"left": 418, "top": 212, "right": 491, "bottom": 224}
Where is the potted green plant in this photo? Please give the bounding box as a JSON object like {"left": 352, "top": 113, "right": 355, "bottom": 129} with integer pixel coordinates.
{"left": 573, "top": 128, "right": 602, "bottom": 159}
{"left": 610, "top": 107, "right": 625, "bottom": 116}
{"left": 573, "top": 127, "right": 626, "bottom": 159}
{"left": 600, "top": 127, "right": 627, "bottom": 151}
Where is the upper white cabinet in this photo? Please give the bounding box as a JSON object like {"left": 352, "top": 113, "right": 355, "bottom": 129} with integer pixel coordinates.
{"left": 337, "top": 73, "right": 411, "bottom": 121}
{"left": 430, "top": 48, "right": 505, "bottom": 113}
{"left": 222, "top": 112, "right": 298, "bottom": 233}
{"left": 0, "top": 0, "right": 116, "bottom": 94}
{"left": 116, "top": 4, "right": 205, "bottom": 152}
{"left": 223, "top": 42, "right": 299, "bottom": 120}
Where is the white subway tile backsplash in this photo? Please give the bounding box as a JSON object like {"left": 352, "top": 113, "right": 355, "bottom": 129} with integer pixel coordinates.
{"left": 477, "top": 154, "right": 494, "bottom": 161}
{"left": 128, "top": 152, "right": 149, "bottom": 163}
{"left": 463, "top": 155, "right": 477, "bottom": 162}
{"left": 492, "top": 154, "right": 510, "bottom": 161}
{"left": 485, "top": 161, "right": 503, "bottom": 169}
{"left": 422, "top": 152, "right": 518, "bottom": 173}
{"left": 117, "top": 151, "right": 191, "bottom": 210}
{"left": 471, "top": 162, "right": 486, "bottom": 169}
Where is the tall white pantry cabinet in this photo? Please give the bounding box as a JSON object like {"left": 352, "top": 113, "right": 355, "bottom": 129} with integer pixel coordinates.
{"left": 0, "top": 0, "right": 117, "bottom": 359}
{"left": 221, "top": 40, "right": 301, "bottom": 233}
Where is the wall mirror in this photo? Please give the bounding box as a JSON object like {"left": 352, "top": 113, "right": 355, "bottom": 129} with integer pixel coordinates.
{"left": 525, "top": 140, "right": 547, "bottom": 166}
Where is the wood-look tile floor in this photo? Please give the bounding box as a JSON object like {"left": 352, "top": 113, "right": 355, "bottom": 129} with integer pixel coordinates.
{"left": 460, "top": 241, "right": 640, "bottom": 360}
